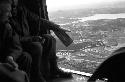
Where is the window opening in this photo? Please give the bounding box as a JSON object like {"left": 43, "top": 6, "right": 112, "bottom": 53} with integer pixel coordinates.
{"left": 47, "top": 0, "right": 125, "bottom": 76}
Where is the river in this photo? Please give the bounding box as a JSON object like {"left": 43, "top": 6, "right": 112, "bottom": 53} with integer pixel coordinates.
{"left": 80, "top": 13, "right": 125, "bottom": 22}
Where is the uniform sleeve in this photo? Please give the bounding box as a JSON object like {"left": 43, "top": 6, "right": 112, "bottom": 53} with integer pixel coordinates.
{"left": 3, "top": 23, "right": 22, "bottom": 61}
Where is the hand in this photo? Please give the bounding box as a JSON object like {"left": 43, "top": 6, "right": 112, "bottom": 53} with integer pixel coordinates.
{"left": 32, "top": 36, "right": 45, "bottom": 44}
{"left": 6, "top": 56, "right": 18, "bottom": 70}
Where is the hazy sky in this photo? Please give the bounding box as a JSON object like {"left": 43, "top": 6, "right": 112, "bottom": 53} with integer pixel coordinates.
{"left": 47, "top": 0, "right": 124, "bottom": 11}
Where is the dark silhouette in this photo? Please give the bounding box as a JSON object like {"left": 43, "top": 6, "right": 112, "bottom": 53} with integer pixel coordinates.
{"left": 88, "top": 47, "right": 125, "bottom": 82}
{"left": 21, "top": 0, "right": 73, "bottom": 81}
{"left": 10, "top": 0, "right": 46, "bottom": 82}
{"left": 0, "top": 0, "right": 30, "bottom": 82}
{"left": 10, "top": 0, "right": 73, "bottom": 82}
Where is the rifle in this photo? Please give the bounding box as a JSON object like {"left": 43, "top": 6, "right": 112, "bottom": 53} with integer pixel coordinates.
{"left": 54, "top": 28, "right": 73, "bottom": 47}
{"left": 48, "top": 22, "right": 73, "bottom": 47}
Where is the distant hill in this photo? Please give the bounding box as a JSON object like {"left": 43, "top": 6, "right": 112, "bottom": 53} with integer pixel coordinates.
{"left": 93, "top": 1, "right": 125, "bottom": 9}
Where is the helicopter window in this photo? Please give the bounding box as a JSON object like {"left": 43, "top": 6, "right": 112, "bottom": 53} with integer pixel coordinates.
{"left": 47, "top": 0, "right": 125, "bottom": 76}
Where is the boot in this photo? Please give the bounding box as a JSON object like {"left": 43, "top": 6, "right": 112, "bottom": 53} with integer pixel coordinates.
{"left": 49, "top": 58, "right": 73, "bottom": 79}
{"left": 40, "top": 59, "right": 51, "bottom": 80}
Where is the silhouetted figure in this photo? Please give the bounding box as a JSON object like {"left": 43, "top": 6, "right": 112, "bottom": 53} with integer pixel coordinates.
{"left": 10, "top": 0, "right": 73, "bottom": 81}
{"left": 21, "top": 0, "right": 73, "bottom": 81}
{"left": 88, "top": 47, "right": 125, "bottom": 82}
{"left": 10, "top": 0, "right": 47, "bottom": 82}
{"left": 0, "top": 0, "right": 19, "bottom": 69}
{"left": 0, "top": 0, "right": 31, "bottom": 82}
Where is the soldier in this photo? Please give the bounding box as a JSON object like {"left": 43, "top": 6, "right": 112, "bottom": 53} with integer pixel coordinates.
{"left": 21, "top": 0, "right": 73, "bottom": 80}
{"left": 0, "top": 0, "right": 31, "bottom": 79}
{"left": 10, "top": 0, "right": 73, "bottom": 81}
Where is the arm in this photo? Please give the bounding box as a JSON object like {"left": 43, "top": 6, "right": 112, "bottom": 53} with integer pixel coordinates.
{"left": 4, "top": 23, "right": 22, "bottom": 61}
{"left": 39, "top": 17, "right": 71, "bottom": 32}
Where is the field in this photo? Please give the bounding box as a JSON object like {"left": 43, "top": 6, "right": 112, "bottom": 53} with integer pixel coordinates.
{"left": 49, "top": 5, "right": 125, "bottom": 73}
